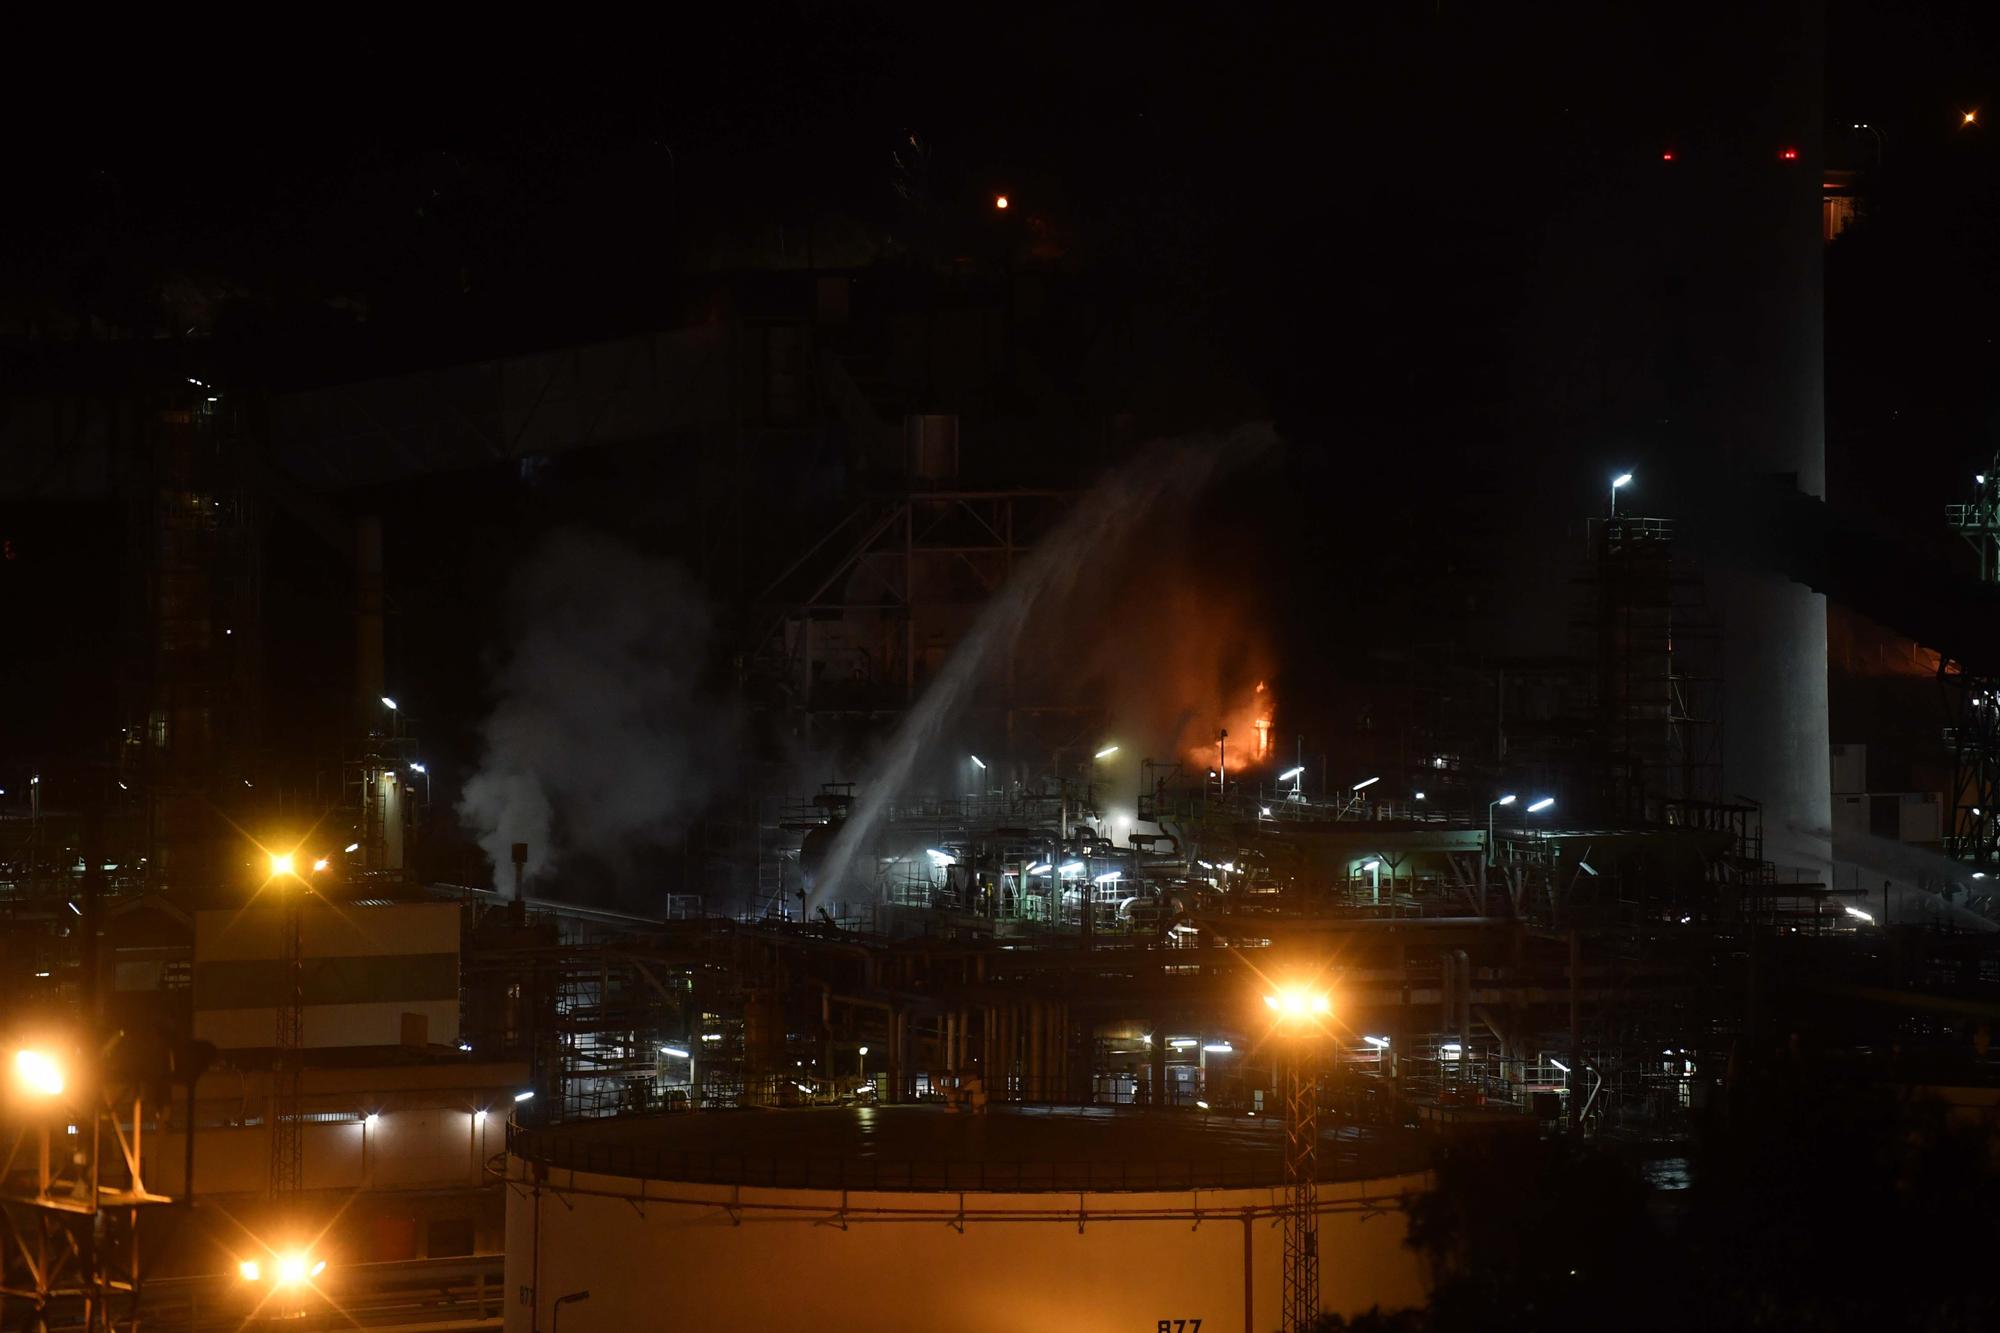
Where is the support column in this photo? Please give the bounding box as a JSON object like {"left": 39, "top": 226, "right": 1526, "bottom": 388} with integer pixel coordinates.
{"left": 1029, "top": 1001, "right": 1044, "bottom": 1101}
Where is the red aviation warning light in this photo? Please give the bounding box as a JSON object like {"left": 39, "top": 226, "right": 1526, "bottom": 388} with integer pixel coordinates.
{"left": 1780, "top": 147, "right": 1799, "bottom": 161}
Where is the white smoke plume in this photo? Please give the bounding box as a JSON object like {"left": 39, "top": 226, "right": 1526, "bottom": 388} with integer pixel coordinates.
{"left": 458, "top": 529, "right": 735, "bottom": 891}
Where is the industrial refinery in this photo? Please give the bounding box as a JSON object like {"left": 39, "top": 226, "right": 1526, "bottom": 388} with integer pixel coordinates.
{"left": 5, "top": 8, "right": 2000, "bottom": 1332}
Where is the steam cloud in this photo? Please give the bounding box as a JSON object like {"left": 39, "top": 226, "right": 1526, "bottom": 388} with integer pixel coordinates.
{"left": 458, "top": 530, "right": 734, "bottom": 891}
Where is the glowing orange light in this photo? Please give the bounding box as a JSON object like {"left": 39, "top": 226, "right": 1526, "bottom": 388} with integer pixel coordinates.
{"left": 1265, "top": 987, "right": 1332, "bottom": 1023}
{"left": 994, "top": 194, "right": 1009, "bottom": 210}
{"left": 1964, "top": 110, "right": 1978, "bottom": 126}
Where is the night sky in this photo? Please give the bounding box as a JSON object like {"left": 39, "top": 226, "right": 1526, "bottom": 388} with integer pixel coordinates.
{"left": 2, "top": 3, "right": 1996, "bottom": 884}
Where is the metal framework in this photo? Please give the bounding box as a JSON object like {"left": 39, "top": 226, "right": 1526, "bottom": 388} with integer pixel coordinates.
{"left": 1, "top": 1082, "right": 172, "bottom": 1330}
{"left": 1944, "top": 463, "right": 2000, "bottom": 865}
{"left": 1279, "top": 1040, "right": 1321, "bottom": 1333}
{"left": 1580, "top": 515, "right": 1721, "bottom": 820}
{"left": 269, "top": 887, "right": 305, "bottom": 1199}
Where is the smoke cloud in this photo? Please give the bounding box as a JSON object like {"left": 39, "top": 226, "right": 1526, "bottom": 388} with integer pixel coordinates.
{"left": 458, "top": 529, "right": 735, "bottom": 891}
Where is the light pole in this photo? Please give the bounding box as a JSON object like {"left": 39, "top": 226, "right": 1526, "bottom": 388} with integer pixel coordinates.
{"left": 1263, "top": 985, "right": 1334, "bottom": 1333}
{"left": 1486, "top": 794, "right": 1516, "bottom": 865}
{"left": 1610, "top": 472, "right": 1633, "bottom": 518}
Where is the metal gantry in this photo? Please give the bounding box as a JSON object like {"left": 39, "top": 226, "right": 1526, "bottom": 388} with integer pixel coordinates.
{"left": 1279, "top": 1035, "right": 1321, "bottom": 1333}
{"left": 269, "top": 885, "right": 305, "bottom": 1199}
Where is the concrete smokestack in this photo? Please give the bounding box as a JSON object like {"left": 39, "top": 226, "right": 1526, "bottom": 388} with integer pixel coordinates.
{"left": 1708, "top": 4, "right": 1831, "bottom": 879}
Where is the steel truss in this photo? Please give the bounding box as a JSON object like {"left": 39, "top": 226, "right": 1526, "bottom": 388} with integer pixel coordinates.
{"left": 1, "top": 1083, "right": 171, "bottom": 1331}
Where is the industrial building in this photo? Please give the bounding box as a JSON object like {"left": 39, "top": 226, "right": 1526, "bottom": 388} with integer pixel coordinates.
{"left": 5, "top": 11, "right": 2000, "bottom": 1332}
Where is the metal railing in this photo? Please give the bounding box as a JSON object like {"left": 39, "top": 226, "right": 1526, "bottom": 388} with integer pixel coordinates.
{"left": 506, "top": 1116, "right": 1422, "bottom": 1194}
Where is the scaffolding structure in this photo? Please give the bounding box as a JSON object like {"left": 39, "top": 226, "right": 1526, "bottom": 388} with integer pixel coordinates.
{"left": 1578, "top": 515, "right": 1722, "bottom": 821}
{"left": 1943, "top": 462, "right": 2000, "bottom": 865}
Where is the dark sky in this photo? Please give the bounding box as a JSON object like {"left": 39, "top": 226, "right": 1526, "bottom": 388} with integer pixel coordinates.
{"left": 3, "top": 3, "right": 1997, "bottom": 870}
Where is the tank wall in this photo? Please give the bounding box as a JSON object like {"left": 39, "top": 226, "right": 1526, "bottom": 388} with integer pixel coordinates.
{"left": 503, "top": 1163, "right": 1430, "bottom": 1332}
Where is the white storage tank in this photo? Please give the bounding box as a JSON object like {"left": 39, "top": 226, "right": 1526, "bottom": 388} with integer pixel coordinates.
{"left": 501, "top": 1104, "right": 1429, "bottom": 1332}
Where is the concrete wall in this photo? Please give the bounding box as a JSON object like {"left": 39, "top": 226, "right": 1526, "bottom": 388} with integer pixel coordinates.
{"left": 147, "top": 1106, "right": 500, "bottom": 1198}
{"left": 193, "top": 900, "right": 459, "bottom": 1048}
{"left": 502, "top": 1160, "right": 1430, "bottom": 1333}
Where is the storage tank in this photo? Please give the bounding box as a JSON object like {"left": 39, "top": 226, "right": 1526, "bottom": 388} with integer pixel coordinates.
{"left": 501, "top": 1105, "right": 1430, "bottom": 1331}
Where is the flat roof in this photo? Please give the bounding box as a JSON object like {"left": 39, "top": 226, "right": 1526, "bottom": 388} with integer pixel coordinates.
{"left": 510, "top": 1105, "right": 1431, "bottom": 1193}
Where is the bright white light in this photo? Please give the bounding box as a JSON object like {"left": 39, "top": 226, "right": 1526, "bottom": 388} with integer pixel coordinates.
{"left": 1093, "top": 870, "right": 1122, "bottom": 883}
{"left": 269, "top": 852, "right": 295, "bottom": 877}
{"left": 1612, "top": 473, "right": 1633, "bottom": 489}
{"left": 859, "top": 1045, "right": 869, "bottom": 1056}
{"left": 1167, "top": 1037, "right": 1199, "bottom": 1048}
{"left": 380, "top": 697, "right": 398, "bottom": 710}
{"left": 364, "top": 1113, "right": 379, "bottom": 1127}
{"left": 660, "top": 1045, "right": 690, "bottom": 1059}
{"left": 513, "top": 1090, "right": 535, "bottom": 1102}
{"left": 344, "top": 842, "right": 360, "bottom": 853}
{"left": 1364, "top": 1036, "right": 1390, "bottom": 1049}
{"left": 67, "top": 902, "right": 80, "bottom": 916}
{"left": 1279, "top": 766, "right": 1305, "bottom": 781}
{"left": 1976, "top": 872, "right": 1989, "bottom": 880}
{"left": 1195, "top": 1099, "right": 1210, "bottom": 1110}
{"left": 925, "top": 848, "right": 954, "bottom": 863}
{"left": 1361, "top": 860, "right": 1379, "bottom": 871}
{"left": 310, "top": 1261, "right": 326, "bottom": 1278}
{"left": 1352, "top": 776, "right": 1380, "bottom": 790}
{"left": 1195, "top": 859, "right": 1214, "bottom": 869}
{"left": 312, "top": 858, "right": 329, "bottom": 872}
{"left": 1578, "top": 860, "right": 1598, "bottom": 876}
{"left": 1440, "top": 1043, "right": 1462, "bottom": 1059}
{"left": 1201, "top": 1042, "right": 1233, "bottom": 1054}
{"left": 458, "top": 1041, "right": 472, "bottom": 1052}
{"left": 474, "top": 1109, "right": 488, "bottom": 1123}
{"left": 1094, "top": 745, "right": 1119, "bottom": 759}
{"left": 1495, "top": 793, "right": 1517, "bottom": 807}
{"left": 701, "top": 1033, "right": 721, "bottom": 1042}
{"left": 1413, "top": 791, "right": 1426, "bottom": 800}
{"left": 410, "top": 762, "right": 426, "bottom": 774}
{"left": 238, "top": 1259, "right": 261, "bottom": 1282}
{"left": 1025, "top": 862, "right": 1050, "bottom": 874}
{"left": 14, "top": 1050, "right": 64, "bottom": 1097}
{"left": 277, "top": 1253, "right": 309, "bottom": 1285}
{"left": 1528, "top": 797, "right": 1555, "bottom": 813}
{"left": 1980, "top": 475, "right": 1988, "bottom": 485}
{"left": 1551, "top": 1058, "right": 1570, "bottom": 1073}
{"left": 1058, "top": 862, "right": 1084, "bottom": 875}
{"left": 1259, "top": 806, "right": 1272, "bottom": 817}
{"left": 970, "top": 754, "right": 987, "bottom": 770}
{"left": 1845, "top": 906, "right": 1875, "bottom": 924}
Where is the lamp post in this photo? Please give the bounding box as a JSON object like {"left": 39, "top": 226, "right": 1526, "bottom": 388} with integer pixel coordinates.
{"left": 1263, "top": 985, "right": 1334, "bottom": 1333}
{"left": 1486, "top": 794, "right": 1516, "bottom": 866}
{"left": 1610, "top": 472, "right": 1633, "bottom": 518}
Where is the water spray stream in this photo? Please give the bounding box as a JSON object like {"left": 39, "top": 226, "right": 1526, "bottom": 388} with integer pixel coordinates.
{"left": 805, "top": 426, "right": 1276, "bottom": 912}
